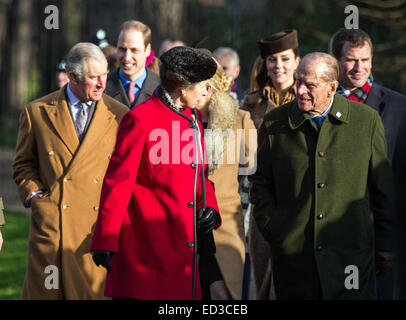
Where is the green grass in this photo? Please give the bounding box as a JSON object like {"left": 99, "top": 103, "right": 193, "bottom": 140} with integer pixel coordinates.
{"left": 0, "top": 210, "right": 30, "bottom": 300}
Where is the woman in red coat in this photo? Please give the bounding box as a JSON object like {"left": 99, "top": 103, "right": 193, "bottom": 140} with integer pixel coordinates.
{"left": 90, "top": 47, "right": 221, "bottom": 300}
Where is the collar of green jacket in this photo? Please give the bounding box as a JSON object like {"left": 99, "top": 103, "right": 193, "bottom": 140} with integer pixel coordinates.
{"left": 288, "top": 93, "right": 350, "bottom": 130}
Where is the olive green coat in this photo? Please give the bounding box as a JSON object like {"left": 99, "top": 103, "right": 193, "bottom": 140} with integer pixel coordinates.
{"left": 250, "top": 94, "right": 394, "bottom": 299}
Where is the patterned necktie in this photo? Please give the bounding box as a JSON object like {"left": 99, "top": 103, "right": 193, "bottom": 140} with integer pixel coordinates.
{"left": 128, "top": 81, "right": 136, "bottom": 105}
{"left": 313, "top": 116, "right": 324, "bottom": 129}
{"left": 75, "top": 102, "right": 88, "bottom": 138}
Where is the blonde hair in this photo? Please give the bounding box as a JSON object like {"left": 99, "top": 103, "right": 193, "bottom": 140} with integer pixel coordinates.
{"left": 209, "top": 59, "right": 234, "bottom": 93}
{"left": 205, "top": 64, "right": 239, "bottom": 174}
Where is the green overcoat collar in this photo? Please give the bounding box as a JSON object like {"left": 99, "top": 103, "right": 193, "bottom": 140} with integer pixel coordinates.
{"left": 288, "top": 93, "right": 350, "bottom": 130}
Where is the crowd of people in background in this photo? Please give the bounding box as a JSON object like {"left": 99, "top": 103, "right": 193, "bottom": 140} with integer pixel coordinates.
{"left": 3, "top": 18, "right": 406, "bottom": 301}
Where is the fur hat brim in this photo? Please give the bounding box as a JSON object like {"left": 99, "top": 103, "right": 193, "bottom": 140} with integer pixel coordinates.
{"left": 160, "top": 46, "right": 217, "bottom": 83}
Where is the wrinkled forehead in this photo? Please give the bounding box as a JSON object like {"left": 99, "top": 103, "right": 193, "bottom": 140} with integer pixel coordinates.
{"left": 85, "top": 57, "right": 108, "bottom": 74}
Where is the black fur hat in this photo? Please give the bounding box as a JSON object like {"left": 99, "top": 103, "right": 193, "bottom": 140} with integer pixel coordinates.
{"left": 160, "top": 46, "right": 217, "bottom": 83}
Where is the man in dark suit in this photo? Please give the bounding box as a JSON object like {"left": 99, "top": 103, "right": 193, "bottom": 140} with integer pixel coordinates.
{"left": 330, "top": 28, "right": 406, "bottom": 300}
{"left": 105, "top": 20, "right": 160, "bottom": 108}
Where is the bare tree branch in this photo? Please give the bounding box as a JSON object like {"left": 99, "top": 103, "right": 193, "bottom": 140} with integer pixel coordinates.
{"left": 358, "top": 7, "right": 406, "bottom": 19}
{"left": 373, "top": 38, "right": 406, "bottom": 52}
{"left": 353, "top": 0, "right": 406, "bottom": 9}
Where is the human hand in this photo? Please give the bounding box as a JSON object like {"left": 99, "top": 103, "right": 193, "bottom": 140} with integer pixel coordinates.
{"left": 91, "top": 250, "right": 116, "bottom": 273}
{"left": 197, "top": 207, "right": 219, "bottom": 233}
{"left": 0, "top": 230, "right": 3, "bottom": 251}
{"left": 375, "top": 251, "right": 395, "bottom": 276}
{"left": 30, "top": 193, "right": 43, "bottom": 203}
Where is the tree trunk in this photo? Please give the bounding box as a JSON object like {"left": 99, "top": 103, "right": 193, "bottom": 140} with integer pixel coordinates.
{"left": 143, "top": 0, "right": 185, "bottom": 42}
{"left": 0, "top": 0, "right": 12, "bottom": 70}
{"left": 1, "top": 0, "right": 32, "bottom": 130}
{"left": 0, "top": 0, "right": 12, "bottom": 123}
{"left": 83, "top": 0, "right": 140, "bottom": 46}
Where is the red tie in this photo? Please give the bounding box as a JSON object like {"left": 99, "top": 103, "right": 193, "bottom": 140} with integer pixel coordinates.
{"left": 128, "top": 81, "right": 136, "bottom": 105}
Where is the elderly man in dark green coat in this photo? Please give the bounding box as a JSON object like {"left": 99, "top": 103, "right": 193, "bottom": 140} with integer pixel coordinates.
{"left": 250, "top": 52, "right": 395, "bottom": 299}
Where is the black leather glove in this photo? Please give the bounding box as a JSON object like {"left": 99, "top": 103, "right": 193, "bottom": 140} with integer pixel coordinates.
{"left": 91, "top": 250, "right": 116, "bottom": 273}
{"left": 197, "top": 207, "right": 219, "bottom": 233}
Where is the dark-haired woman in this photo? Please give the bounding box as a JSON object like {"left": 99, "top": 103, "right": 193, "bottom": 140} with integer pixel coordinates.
{"left": 243, "top": 29, "right": 300, "bottom": 128}
{"left": 242, "top": 30, "right": 300, "bottom": 300}
{"left": 90, "top": 47, "right": 221, "bottom": 300}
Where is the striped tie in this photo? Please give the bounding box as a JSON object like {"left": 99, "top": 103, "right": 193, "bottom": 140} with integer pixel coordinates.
{"left": 75, "top": 102, "right": 88, "bottom": 138}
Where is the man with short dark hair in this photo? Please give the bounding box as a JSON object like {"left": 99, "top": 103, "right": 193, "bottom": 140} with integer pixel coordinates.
{"left": 13, "top": 42, "right": 128, "bottom": 299}
{"left": 330, "top": 28, "right": 406, "bottom": 299}
{"left": 251, "top": 52, "right": 394, "bottom": 299}
{"left": 105, "top": 20, "right": 160, "bottom": 108}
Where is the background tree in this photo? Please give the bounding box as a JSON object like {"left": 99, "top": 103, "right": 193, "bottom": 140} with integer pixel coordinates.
{"left": 0, "top": 0, "right": 405, "bottom": 146}
{"left": 1, "top": 0, "right": 32, "bottom": 140}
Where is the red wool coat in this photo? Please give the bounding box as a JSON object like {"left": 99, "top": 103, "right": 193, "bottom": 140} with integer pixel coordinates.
{"left": 90, "top": 92, "right": 220, "bottom": 300}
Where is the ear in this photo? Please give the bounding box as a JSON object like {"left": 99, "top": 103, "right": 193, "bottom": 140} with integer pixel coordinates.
{"left": 67, "top": 71, "right": 79, "bottom": 84}
{"left": 206, "top": 82, "right": 213, "bottom": 94}
{"left": 234, "top": 65, "right": 241, "bottom": 79}
{"left": 328, "top": 80, "right": 339, "bottom": 97}
{"left": 145, "top": 43, "right": 151, "bottom": 57}
{"left": 331, "top": 80, "right": 339, "bottom": 94}
{"left": 295, "top": 56, "right": 301, "bottom": 68}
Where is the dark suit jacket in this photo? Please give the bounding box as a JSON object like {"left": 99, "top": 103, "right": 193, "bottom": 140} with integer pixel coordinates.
{"left": 105, "top": 68, "right": 160, "bottom": 109}
{"left": 394, "top": 108, "right": 406, "bottom": 299}
{"left": 373, "top": 85, "right": 406, "bottom": 299}
{"left": 235, "top": 84, "right": 246, "bottom": 104}
{"left": 364, "top": 82, "right": 406, "bottom": 299}
{"left": 365, "top": 82, "right": 406, "bottom": 163}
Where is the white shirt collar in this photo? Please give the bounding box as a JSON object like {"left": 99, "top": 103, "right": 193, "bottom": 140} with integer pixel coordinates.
{"left": 309, "top": 96, "right": 334, "bottom": 118}
{"left": 66, "top": 84, "right": 80, "bottom": 106}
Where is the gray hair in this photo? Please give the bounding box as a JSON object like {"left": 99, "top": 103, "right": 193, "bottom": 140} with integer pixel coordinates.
{"left": 212, "top": 47, "right": 240, "bottom": 67}
{"left": 300, "top": 52, "right": 339, "bottom": 83}
{"left": 66, "top": 42, "right": 106, "bottom": 80}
